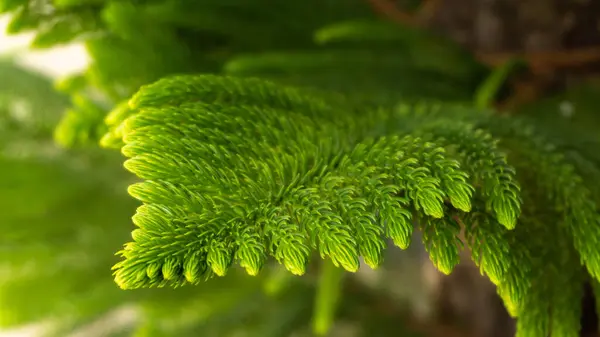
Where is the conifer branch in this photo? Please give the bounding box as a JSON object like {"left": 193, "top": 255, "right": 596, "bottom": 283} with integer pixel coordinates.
{"left": 112, "top": 74, "right": 522, "bottom": 289}
{"left": 108, "top": 74, "right": 599, "bottom": 336}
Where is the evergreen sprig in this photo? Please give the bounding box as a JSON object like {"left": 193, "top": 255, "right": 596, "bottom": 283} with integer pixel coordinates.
{"left": 110, "top": 74, "right": 600, "bottom": 336}
{"left": 6, "top": 0, "right": 599, "bottom": 335}
{"left": 111, "top": 74, "right": 495, "bottom": 286}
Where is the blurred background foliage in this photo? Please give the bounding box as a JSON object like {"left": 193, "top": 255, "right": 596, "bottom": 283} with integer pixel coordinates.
{"left": 1, "top": 0, "right": 600, "bottom": 336}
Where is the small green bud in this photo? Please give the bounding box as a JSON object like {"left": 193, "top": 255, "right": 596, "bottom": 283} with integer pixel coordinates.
{"left": 183, "top": 255, "right": 203, "bottom": 283}
{"left": 161, "top": 258, "right": 179, "bottom": 280}
{"left": 280, "top": 245, "right": 309, "bottom": 276}
{"left": 329, "top": 243, "right": 359, "bottom": 273}
{"left": 207, "top": 242, "right": 232, "bottom": 277}
{"left": 146, "top": 262, "right": 161, "bottom": 279}
{"left": 236, "top": 244, "right": 265, "bottom": 276}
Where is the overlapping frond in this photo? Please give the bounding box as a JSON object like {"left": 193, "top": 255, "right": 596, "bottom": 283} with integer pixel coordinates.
{"left": 486, "top": 117, "right": 600, "bottom": 281}
{"left": 107, "top": 74, "right": 600, "bottom": 337}
{"left": 112, "top": 75, "right": 520, "bottom": 288}
{"left": 3, "top": 1, "right": 598, "bottom": 333}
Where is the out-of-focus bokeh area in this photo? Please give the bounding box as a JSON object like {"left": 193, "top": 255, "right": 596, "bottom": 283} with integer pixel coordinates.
{"left": 1, "top": 1, "right": 600, "bottom": 336}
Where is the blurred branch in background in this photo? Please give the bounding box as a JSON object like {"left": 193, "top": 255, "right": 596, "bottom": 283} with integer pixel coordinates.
{"left": 367, "top": 0, "right": 600, "bottom": 108}
{"left": 367, "top": 0, "right": 600, "bottom": 68}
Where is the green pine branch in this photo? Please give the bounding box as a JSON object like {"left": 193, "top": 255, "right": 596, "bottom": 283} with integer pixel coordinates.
{"left": 107, "top": 74, "right": 600, "bottom": 336}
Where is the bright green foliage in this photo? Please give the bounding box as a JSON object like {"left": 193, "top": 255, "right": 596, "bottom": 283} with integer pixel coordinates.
{"left": 3, "top": 0, "right": 600, "bottom": 336}
{"left": 112, "top": 75, "right": 497, "bottom": 285}
{"left": 105, "top": 73, "right": 598, "bottom": 337}
{"left": 0, "top": 60, "right": 321, "bottom": 337}
{"left": 5, "top": 1, "right": 487, "bottom": 153}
